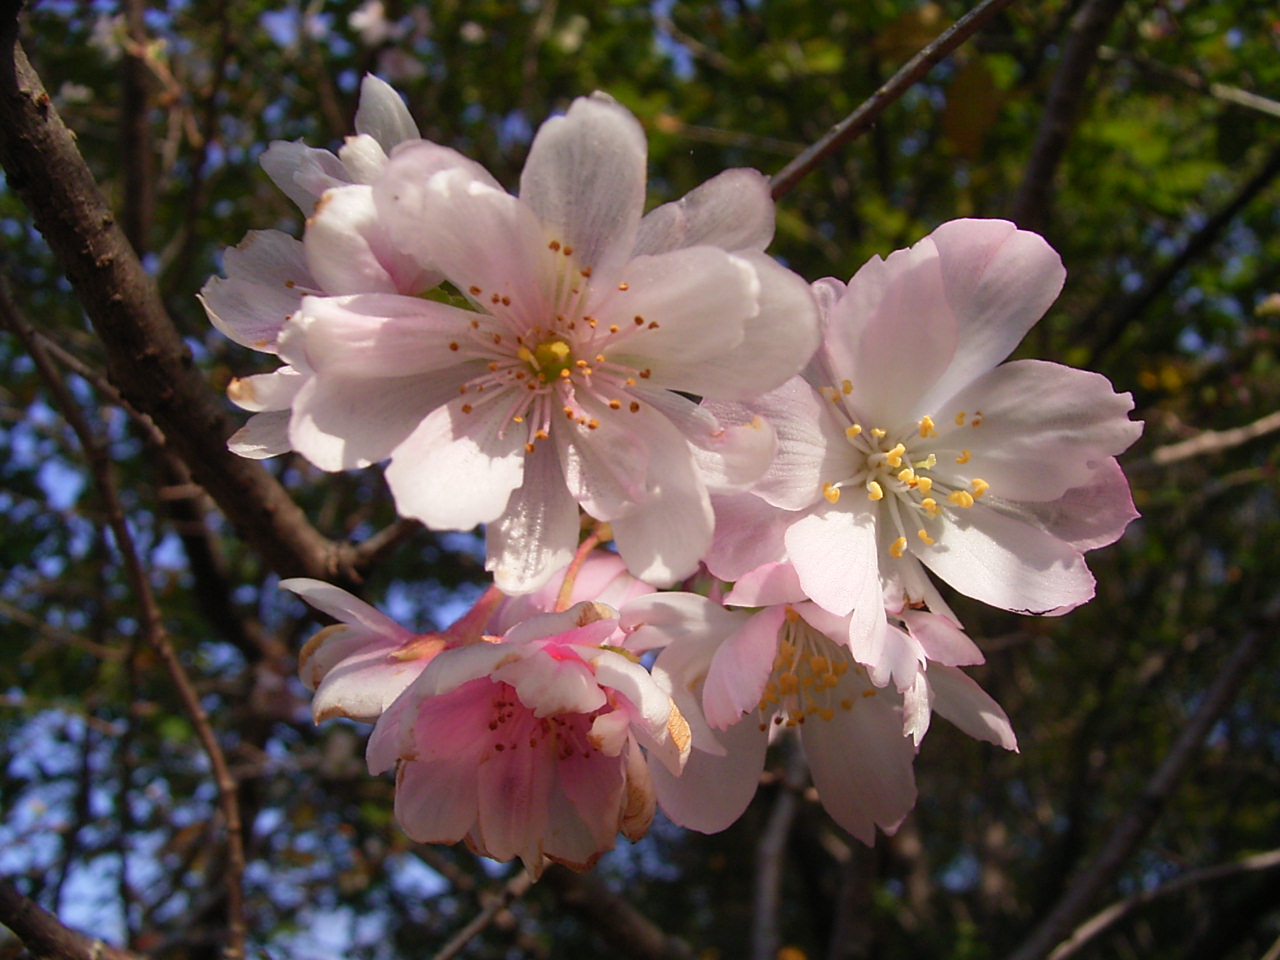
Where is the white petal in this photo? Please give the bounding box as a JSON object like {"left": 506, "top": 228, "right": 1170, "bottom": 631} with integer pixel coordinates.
{"left": 288, "top": 371, "right": 463, "bottom": 471}
{"left": 599, "top": 246, "right": 755, "bottom": 374}
{"left": 201, "top": 230, "right": 315, "bottom": 352}
{"left": 555, "top": 392, "right": 652, "bottom": 520}
{"left": 648, "top": 253, "right": 820, "bottom": 401}
{"left": 918, "top": 502, "right": 1095, "bottom": 615}
{"left": 305, "top": 185, "right": 439, "bottom": 295}
{"left": 900, "top": 609, "right": 984, "bottom": 666}
{"left": 927, "top": 664, "right": 1018, "bottom": 750}
{"left": 1014, "top": 457, "right": 1139, "bottom": 551}
{"left": 785, "top": 501, "right": 881, "bottom": 619}
{"left": 227, "top": 366, "right": 303, "bottom": 413}
{"left": 703, "top": 606, "right": 787, "bottom": 729}
{"left": 284, "top": 293, "right": 477, "bottom": 378}
{"left": 930, "top": 359, "right": 1141, "bottom": 502}
{"left": 386, "top": 398, "right": 526, "bottom": 530}
{"left": 353, "top": 74, "right": 419, "bottom": 151}
{"left": 723, "top": 563, "right": 806, "bottom": 608}
{"left": 485, "top": 444, "right": 580, "bottom": 595}
{"left": 633, "top": 167, "right": 774, "bottom": 255}
{"left": 260, "top": 140, "right": 351, "bottom": 214}
{"left": 704, "top": 492, "right": 791, "bottom": 582}
{"left": 281, "top": 578, "right": 409, "bottom": 634}
{"left": 312, "top": 648, "right": 430, "bottom": 723}
{"left": 642, "top": 391, "right": 776, "bottom": 494}
{"left": 519, "top": 93, "right": 646, "bottom": 290}
{"left": 917, "top": 219, "right": 1066, "bottom": 412}
{"left": 228, "top": 410, "right": 293, "bottom": 459}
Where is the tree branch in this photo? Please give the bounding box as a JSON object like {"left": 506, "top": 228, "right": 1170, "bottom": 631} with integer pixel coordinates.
{"left": 0, "top": 13, "right": 349, "bottom": 585}
{"left": 0, "top": 877, "right": 144, "bottom": 960}
{"left": 1010, "top": 0, "right": 1127, "bottom": 232}
{"left": 1143, "top": 408, "right": 1280, "bottom": 468}
{"left": 769, "top": 0, "right": 1018, "bottom": 200}
{"left": 1047, "top": 848, "right": 1280, "bottom": 960}
{"left": 1003, "top": 613, "right": 1272, "bottom": 960}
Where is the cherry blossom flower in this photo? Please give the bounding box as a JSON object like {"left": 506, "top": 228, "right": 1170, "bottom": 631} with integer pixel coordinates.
{"left": 621, "top": 576, "right": 1014, "bottom": 842}
{"left": 201, "top": 75, "right": 456, "bottom": 457}
{"left": 706, "top": 219, "right": 1142, "bottom": 644}
{"left": 283, "top": 577, "right": 501, "bottom": 723}
{"left": 366, "top": 597, "right": 689, "bottom": 876}
{"left": 279, "top": 93, "right": 820, "bottom": 592}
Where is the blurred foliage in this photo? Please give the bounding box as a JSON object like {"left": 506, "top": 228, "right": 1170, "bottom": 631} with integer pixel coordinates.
{"left": 2, "top": 1, "right": 1280, "bottom": 958}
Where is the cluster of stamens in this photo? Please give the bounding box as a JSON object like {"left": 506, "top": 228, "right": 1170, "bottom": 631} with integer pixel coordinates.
{"left": 445, "top": 239, "right": 662, "bottom": 453}
{"left": 817, "top": 381, "right": 993, "bottom": 557}
{"left": 486, "top": 683, "right": 603, "bottom": 762}
{"left": 756, "top": 609, "right": 868, "bottom": 729}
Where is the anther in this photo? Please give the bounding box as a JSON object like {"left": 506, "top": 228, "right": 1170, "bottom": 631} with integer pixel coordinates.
{"left": 871, "top": 427, "right": 887, "bottom": 439}
{"left": 955, "top": 411, "right": 966, "bottom": 426}
{"left": 897, "top": 467, "right": 916, "bottom": 484}
{"left": 885, "top": 443, "right": 906, "bottom": 467}
{"left": 449, "top": 342, "right": 459, "bottom": 351}
{"left": 971, "top": 478, "right": 990, "bottom": 498}
{"left": 846, "top": 423, "right": 862, "bottom": 438}
{"left": 917, "top": 528, "right": 934, "bottom": 545}
{"left": 608, "top": 399, "right": 621, "bottom": 410}
{"left": 971, "top": 411, "right": 984, "bottom": 427}
{"left": 919, "top": 415, "right": 936, "bottom": 437}
{"left": 948, "top": 490, "right": 975, "bottom": 508}
{"left": 822, "top": 482, "right": 841, "bottom": 504}
{"left": 841, "top": 379, "right": 853, "bottom": 394}
{"left": 618, "top": 282, "right": 629, "bottom": 291}
{"left": 629, "top": 401, "right": 640, "bottom": 413}
{"left": 867, "top": 481, "right": 884, "bottom": 501}
{"left": 469, "top": 286, "right": 481, "bottom": 295}
{"left": 921, "top": 497, "right": 939, "bottom": 516}
{"left": 889, "top": 536, "right": 907, "bottom": 558}
{"left": 634, "top": 316, "right": 644, "bottom": 326}
{"left": 956, "top": 449, "right": 971, "bottom": 464}
{"left": 916, "top": 476, "right": 933, "bottom": 493}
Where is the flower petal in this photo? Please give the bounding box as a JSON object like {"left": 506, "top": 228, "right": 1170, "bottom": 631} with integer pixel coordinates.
{"left": 918, "top": 502, "right": 1095, "bottom": 615}
{"left": 704, "top": 492, "right": 791, "bottom": 582}
{"left": 633, "top": 167, "right": 774, "bottom": 255}
{"left": 228, "top": 410, "right": 293, "bottom": 459}
{"left": 929, "top": 359, "right": 1141, "bottom": 501}
{"left": 353, "top": 74, "right": 419, "bottom": 151}
{"left": 703, "top": 605, "right": 787, "bottom": 729}
{"left": 519, "top": 93, "right": 646, "bottom": 289}
{"left": 1015, "top": 457, "right": 1139, "bottom": 551}
{"left": 916, "top": 219, "right": 1066, "bottom": 412}
{"left": 650, "top": 717, "right": 769, "bottom": 834}
{"left": 485, "top": 444, "right": 580, "bottom": 595}
{"left": 260, "top": 140, "right": 351, "bottom": 215}
{"left": 927, "top": 664, "right": 1018, "bottom": 750}
{"left": 305, "top": 185, "right": 439, "bottom": 295}
{"left": 643, "top": 392, "right": 777, "bottom": 495}
{"left": 200, "top": 230, "right": 315, "bottom": 352}
{"left": 785, "top": 500, "right": 881, "bottom": 619}
{"left": 386, "top": 398, "right": 526, "bottom": 529}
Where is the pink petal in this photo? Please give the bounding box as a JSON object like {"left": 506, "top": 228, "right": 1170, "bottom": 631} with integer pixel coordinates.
{"left": 634, "top": 167, "right": 774, "bottom": 255}
{"left": 227, "top": 367, "right": 303, "bottom": 413}
{"left": 305, "top": 185, "right": 439, "bottom": 295}
{"left": 917, "top": 219, "right": 1066, "bottom": 412}
{"left": 723, "top": 563, "right": 806, "bottom": 608}
{"left": 643, "top": 392, "right": 777, "bottom": 495}
{"left": 900, "top": 609, "right": 985, "bottom": 666}
{"left": 785, "top": 501, "right": 881, "bottom": 619}
{"left": 800, "top": 680, "right": 918, "bottom": 843}
{"left": 474, "top": 711, "right": 556, "bottom": 865}
{"left": 704, "top": 492, "right": 791, "bottom": 582}
{"left": 200, "top": 230, "right": 315, "bottom": 352}
{"left": 519, "top": 94, "right": 646, "bottom": 290}
{"left": 1016, "top": 456, "right": 1140, "bottom": 551}
{"left": 492, "top": 646, "right": 607, "bottom": 718}
{"left": 552, "top": 740, "right": 626, "bottom": 866}
{"left": 650, "top": 717, "right": 769, "bottom": 834}
{"left": 228, "top": 410, "right": 292, "bottom": 459}
{"left": 260, "top": 140, "right": 351, "bottom": 214}
{"left": 281, "top": 578, "right": 411, "bottom": 636}
{"left": 395, "top": 758, "right": 480, "bottom": 844}
{"left": 703, "top": 605, "right": 787, "bottom": 729}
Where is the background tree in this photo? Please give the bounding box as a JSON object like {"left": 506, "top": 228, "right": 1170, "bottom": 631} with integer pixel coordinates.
{"left": 1, "top": 1, "right": 1278, "bottom": 958}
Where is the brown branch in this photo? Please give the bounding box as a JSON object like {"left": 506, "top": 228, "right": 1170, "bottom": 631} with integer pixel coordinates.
{"left": 1003, "top": 613, "right": 1272, "bottom": 960}
{"left": 769, "top": 0, "right": 1019, "bottom": 200}
{"left": 541, "top": 865, "right": 696, "bottom": 960}
{"left": 1048, "top": 848, "right": 1280, "bottom": 960}
{"left": 752, "top": 745, "right": 806, "bottom": 960}
{"left": 1143, "top": 408, "right": 1280, "bottom": 468}
{"left": 0, "top": 14, "right": 349, "bottom": 585}
{"left": 1010, "top": 0, "right": 1127, "bottom": 232}
{"left": 0, "top": 877, "right": 144, "bottom": 960}
{"left": 120, "top": 0, "right": 155, "bottom": 252}
{"left": 0, "top": 279, "right": 249, "bottom": 959}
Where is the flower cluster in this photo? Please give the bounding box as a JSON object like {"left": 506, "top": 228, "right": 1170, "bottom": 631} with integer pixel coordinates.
{"left": 208, "top": 80, "right": 1141, "bottom": 874}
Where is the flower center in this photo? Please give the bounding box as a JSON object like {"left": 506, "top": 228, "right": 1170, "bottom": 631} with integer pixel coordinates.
{"left": 756, "top": 609, "right": 866, "bottom": 728}
{"left": 527, "top": 338, "right": 574, "bottom": 381}
{"left": 818, "top": 392, "right": 992, "bottom": 559}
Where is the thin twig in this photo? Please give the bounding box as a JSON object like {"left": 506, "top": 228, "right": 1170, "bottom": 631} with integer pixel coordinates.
{"left": 751, "top": 744, "right": 807, "bottom": 960}
{"left": 1098, "top": 46, "right": 1280, "bottom": 120}
{"left": 1048, "top": 848, "right": 1280, "bottom": 960}
{"left": 542, "top": 864, "right": 697, "bottom": 960}
{"left": 0, "top": 279, "right": 249, "bottom": 959}
{"left": 1144, "top": 408, "right": 1280, "bottom": 467}
{"left": 430, "top": 869, "right": 535, "bottom": 960}
{"left": 1003, "top": 614, "right": 1271, "bottom": 960}
{"left": 769, "top": 0, "right": 1018, "bottom": 199}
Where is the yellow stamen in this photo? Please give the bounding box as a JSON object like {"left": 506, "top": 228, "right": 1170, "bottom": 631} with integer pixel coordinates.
{"left": 845, "top": 423, "right": 863, "bottom": 439}
{"left": 948, "top": 490, "right": 975, "bottom": 508}
{"left": 956, "top": 449, "right": 971, "bottom": 464}
{"left": 889, "top": 536, "right": 907, "bottom": 558}
{"left": 955, "top": 411, "right": 967, "bottom": 426}
{"left": 917, "top": 528, "right": 934, "bottom": 545}
{"left": 919, "top": 415, "right": 936, "bottom": 437}
{"left": 921, "top": 497, "right": 939, "bottom": 516}
{"left": 822, "top": 482, "right": 841, "bottom": 504}
{"left": 897, "top": 467, "right": 916, "bottom": 485}
{"left": 866, "top": 481, "right": 884, "bottom": 501}
{"left": 916, "top": 476, "right": 933, "bottom": 493}
{"left": 885, "top": 443, "right": 906, "bottom": 468}
{"left": 971, "top": 478, "right": 989, "bottom": 498}
{"left": 871, "top": 427, "right": 887, "bottom": 439}
{"left": 841, "top": 379, "right": 853, "bottom": 394}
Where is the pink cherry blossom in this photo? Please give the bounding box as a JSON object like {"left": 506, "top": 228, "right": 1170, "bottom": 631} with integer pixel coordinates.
{"left": 367, "top": 598, "right": 689, "bottom": 876}
{"left": 283, "top": 578, "right": 501, "bottom": 723}
{"left": 706, "top": 219, "right": 1143, "bottom": 642}
{"left": 279, "top": 93, "right": 819, "bottom": 593}
{"left": 202, "top": 76, "right": 458, "bottom": 458}
{"left": 621, "top": 585, "right": 1015, "bottom": 843}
